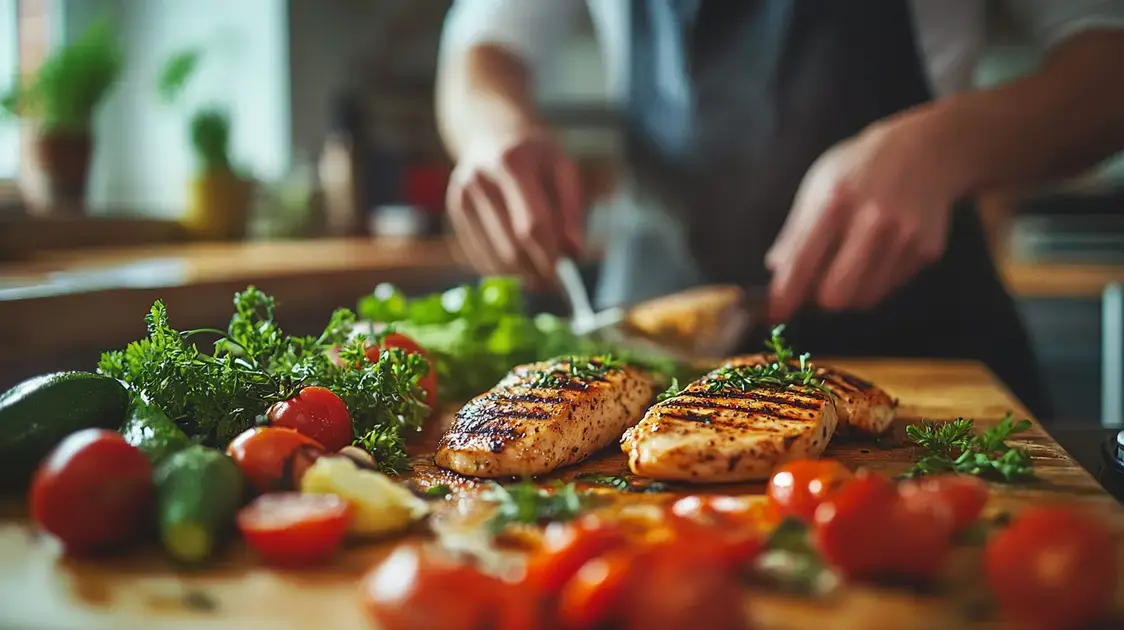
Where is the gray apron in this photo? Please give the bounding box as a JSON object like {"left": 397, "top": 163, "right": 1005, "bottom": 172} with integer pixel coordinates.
{"left": 596, "top": 0, "right": 1052, "bottom": 419}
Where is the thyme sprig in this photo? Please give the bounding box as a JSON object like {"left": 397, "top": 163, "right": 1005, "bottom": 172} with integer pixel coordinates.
{"left": 705, "top": 325, "right": 831, "bottom": 398}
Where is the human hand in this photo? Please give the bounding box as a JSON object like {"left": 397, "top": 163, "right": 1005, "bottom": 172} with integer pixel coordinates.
{"left": 765, "top": 112, "right": 966, "bottom": 322}
{"left": 446, "top": 127, "right": 583, "bottom": 286}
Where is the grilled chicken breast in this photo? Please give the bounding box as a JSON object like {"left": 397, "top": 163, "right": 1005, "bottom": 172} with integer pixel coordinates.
{"left": 436, "top": 358, "right": 655, "bottom": 478}
{"left": 728, "top": 354, "right": 896, "bottom": 435}
{"left": 621, "top": 370, "right": 837, "bottom": 482}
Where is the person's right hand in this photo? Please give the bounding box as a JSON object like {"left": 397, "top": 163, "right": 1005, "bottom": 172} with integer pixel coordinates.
{"left": 446, "top": 127, "right": 584, "bottom": 286}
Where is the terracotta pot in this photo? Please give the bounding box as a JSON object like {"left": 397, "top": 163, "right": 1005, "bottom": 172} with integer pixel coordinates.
{"left": 184, "top": 169, "right": 254, "bottom": 241}
{"left": 30, "top": 131, "right": 93, "bottom": 216}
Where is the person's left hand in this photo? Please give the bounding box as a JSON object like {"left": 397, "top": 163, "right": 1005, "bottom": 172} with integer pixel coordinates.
{"left": 765, "top": 111, "right": 966, "bottom": 322}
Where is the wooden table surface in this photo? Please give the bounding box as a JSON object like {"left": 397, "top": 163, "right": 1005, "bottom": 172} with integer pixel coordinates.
{"left": 1, "top": 359, "right": 1122, "bottom": 630}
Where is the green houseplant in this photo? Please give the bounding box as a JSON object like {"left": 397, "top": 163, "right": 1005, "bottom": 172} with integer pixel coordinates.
{"left": 0, "top": 19, "right": 122, "bottom": 213}
{"left": 158, "top": 50, "right": 251, "bottom": 240}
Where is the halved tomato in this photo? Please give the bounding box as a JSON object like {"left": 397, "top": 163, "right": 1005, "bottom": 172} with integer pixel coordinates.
{"left": 237, "top": 493, "right": 351, "bottom": 566}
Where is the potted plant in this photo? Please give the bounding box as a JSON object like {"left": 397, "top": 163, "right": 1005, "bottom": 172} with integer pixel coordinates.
{"left": 0, "top": 19, "right": 122, "bottom": 215}
{"left": 158, "top": 50, "right": 253, "bottom": 241}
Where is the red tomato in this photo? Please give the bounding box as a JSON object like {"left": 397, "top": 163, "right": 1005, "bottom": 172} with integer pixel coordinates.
{"left": 237, "top": 493, "right": 351, "bottom": 567}
{"left": 667, "top": 496, "right": 766, "bottom": 570}
{"left": 815, "top": 472, "right": 953, "bottom": 582}
{"left": 812, "top": 472, "right": 900, "bottom": 579}
{"left": 558, "top": 549, "right": 636, "bottom": 630}
{"left": 267, "top": 386, "right": 353, "bottom": 452}
{"left": 379, "top": 333, "right": 439, "bottom": 411}
{"left": 985, "top": 505, "right": 1117, "bottom": 630}
{"left": 524, "top": 517, "right": 628, "bottom": 593}
{"left": 883, "top": 491, "right": 953, "bottom": 581}
{"left": 360, "top": 544, "right": 503, "bottom": 630}
{"left": 226, "top": 427, "right": 325, "bottom": 493}
{"left": 767, "top": 459, "right": 853, "bottom": 522}
{"left": 621, "top": 543, "right": 751, "bottom": 630}
{"left": 30, "top": 429, "right": 153, "bottom": 554}
{"left": 898, "top": 475, "right": 988, "bottom": 534}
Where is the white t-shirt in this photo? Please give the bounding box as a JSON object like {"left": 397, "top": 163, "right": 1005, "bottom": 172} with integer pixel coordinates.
{"left": 441, "top": 0, "right": 1124, "bottom": 99}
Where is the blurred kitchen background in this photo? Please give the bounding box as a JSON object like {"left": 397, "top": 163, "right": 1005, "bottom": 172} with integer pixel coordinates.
{"left": 0, "top": 0, "right": 1120, "bottom": 435}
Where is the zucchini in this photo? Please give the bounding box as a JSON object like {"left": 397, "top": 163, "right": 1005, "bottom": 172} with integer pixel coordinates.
{"left": 154, "top": 445, "right": 243, "bottom": 564}
{"left": 0, "top": 371, "right": 128, "bottom": 489}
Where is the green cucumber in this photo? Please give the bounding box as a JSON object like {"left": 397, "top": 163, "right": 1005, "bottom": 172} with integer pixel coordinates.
{"left": 0, "top": 371, "right": 129, "bottom": 489}
{"left": 120, "top": 399, "right": 192, "bottom": 465}
{"left": 154, "top": 445, "right": 243, "bottom": 564}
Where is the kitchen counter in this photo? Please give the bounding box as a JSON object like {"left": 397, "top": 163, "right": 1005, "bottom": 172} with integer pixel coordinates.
{"left": 1, "top": 237, "right": 1122, "bottom": 404}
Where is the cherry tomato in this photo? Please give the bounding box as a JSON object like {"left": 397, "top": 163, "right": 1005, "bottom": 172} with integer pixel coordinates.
{"left": 267, "top": 386, "right": 353, "bottom": 452}
{"left": 812, "top": 472, "right": 900, "bottom": 579}
{"left": 524, "top": 517, "right": 628, "bottom": 593}
{"left": 378, "top": 333, "right": 439, "bottom": 411}
{"left": 622, "top": 543, "right": 751, "bottom": 630}
{"left": 30, "top": 429, "right": 153, "bottom": 554}
{"left": 237, "top": 493, "right": 351, "bottom": 567}
{"left": 985, "top": 505, "right": 1117, "bottom": 630}
{"left": 226, "top": 427, "right": 325, "bottom": 493}
{"left": 667, "top": 496, "right": 766, "bottom": 570}
{"left": 767, "top": 459, "right": 853, "bottom": 522}
{"left": 898, "top": 475, "right": 988, "bottom": 534}
{"left": 361, "top": 543, "right": 503, "bottom": 630}
{"left": 559, "top": 549, "right": 636, "bottom": 630}
{"left": 883, "top": 490, "right": 953, "bottom": 581}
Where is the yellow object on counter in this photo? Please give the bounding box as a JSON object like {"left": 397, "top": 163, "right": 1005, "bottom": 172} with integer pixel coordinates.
{"left": 183, "top": 169, "right": 253, "bottom": 241}
{"left": 300, "top": 456, "right": 429, "bottom": 537}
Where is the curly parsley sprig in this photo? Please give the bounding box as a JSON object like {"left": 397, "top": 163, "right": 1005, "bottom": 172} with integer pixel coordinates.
{"left": 904, "top": 413, "right": 1034, "bottom": 482}
{"left": 705, "top": 325, "right": 831, "bottom": 398}
{"left": 98, "top": 286, "right": 429, "bottom": 473}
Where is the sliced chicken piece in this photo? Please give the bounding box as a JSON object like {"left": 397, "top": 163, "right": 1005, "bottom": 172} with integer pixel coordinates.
{"left": 621, "top": 369, "right": 837, "bottom": 483}
{"left": 436, "top": 358, "right": 655, "bottom": 478}
{"left": 728, "top": 354, "right": 897, "bottom": 435}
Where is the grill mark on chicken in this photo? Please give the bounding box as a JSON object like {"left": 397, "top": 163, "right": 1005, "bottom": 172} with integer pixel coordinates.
{"left": 676, "top": 390, "right": 823, "bottom": 410}
{"left": 668, "top": 398, "right": 818, "bottom": 422}
{"left": 660, "top": 412, "right": 713, "bottom": 424}
{"left": 504, "top": 392, "right": 568, "bottom": 405}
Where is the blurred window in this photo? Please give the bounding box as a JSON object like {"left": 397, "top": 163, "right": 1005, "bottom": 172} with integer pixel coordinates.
{"left": 0, "top": 0, "right": 18, "bottom": 182}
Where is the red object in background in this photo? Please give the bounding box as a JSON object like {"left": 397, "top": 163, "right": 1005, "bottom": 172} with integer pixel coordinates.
{"left": 403, "top": 163, "right": 450, "bottom": 214}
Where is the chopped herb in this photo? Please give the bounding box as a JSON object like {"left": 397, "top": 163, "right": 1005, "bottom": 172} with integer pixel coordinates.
{"left": 755, "top": 518, "right": 837, "bottom": 596}
{"left": 705, "top": 325, "right": 831, "bottom": 399}
{"left": 529, "top": 355, "right": 622, "bottom": 389}
{"left": 576, "top": 473, "right": 669, "bottom": 494}
{"left": 903, "top": 412, "right": 1034, "bottom": 482}
{"left": 483, "top": 480, "right": 590, "bottom": 535}
{"left": 656, "top": 378, "right": 682, "bottom": 403}
{"left": 425, "top": 484, "right": 452, "bottom": 498}
{"left": 182, "top": 589, "right": 218, "bottom": 612}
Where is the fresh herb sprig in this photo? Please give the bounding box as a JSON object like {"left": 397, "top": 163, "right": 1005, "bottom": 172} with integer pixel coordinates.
{"left": 706, "top": 325, "right": 830, "bottom": 398}
{"left": 904, "top": 413, "right": 1034, "bottom": 482}
{"left": 483, "top": 480, "right": 591, "bottom": 535}
{"left": 656, "top": 378, "right": 682, "bottom": 402}
{"left": 529, "top": 355, "right": 622, "bottom": 389}
{"left": 98, "top": 286, "right": 430, "bottom": 473}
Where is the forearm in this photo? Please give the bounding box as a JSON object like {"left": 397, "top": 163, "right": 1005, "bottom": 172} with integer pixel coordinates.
{"left": 923, "top": 30, "right": 1124, "bottom": 197}
{"left": 436, "top": 44, "right": 543, "bottom": 160}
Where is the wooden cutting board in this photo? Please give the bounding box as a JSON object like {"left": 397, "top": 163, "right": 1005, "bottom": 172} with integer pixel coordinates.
{"left": 1, "top": 359, "right": 1122, "bottom": 630}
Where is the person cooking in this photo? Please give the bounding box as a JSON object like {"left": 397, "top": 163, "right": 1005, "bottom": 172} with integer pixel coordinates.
{"left": 435, "top": 0, "right": 1124, "bottom": 421}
